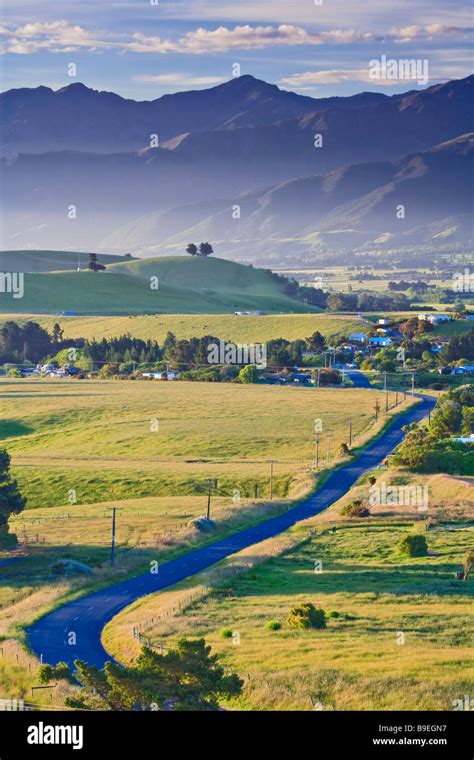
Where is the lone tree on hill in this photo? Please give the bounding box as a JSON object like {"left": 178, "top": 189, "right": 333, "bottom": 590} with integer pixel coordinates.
{"left": 88, "top": 253, "right": 106, "bottom": 272}
{"left": 186, "top": 243, "right": 198, "bottom": 256}
{"left": 0, "top": 450, "right": 26, "bottom": 548}
{"left": 199, "top": 242, "right": 214, "bottom": 257}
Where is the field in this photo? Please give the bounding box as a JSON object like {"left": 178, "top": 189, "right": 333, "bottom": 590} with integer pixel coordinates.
{"left": 103, "top": 472, "right": 473, "bottom": 711}
{"left": 0, "top": 379, "right": 415, "bottom": 705}
{"left": 2, "top": 379, "right": 391, "bottom": 508}
{"left": 0, "top": 313, "right": 367, "bottom": 345}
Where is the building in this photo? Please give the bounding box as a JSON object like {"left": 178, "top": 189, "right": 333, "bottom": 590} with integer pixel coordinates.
{"left": 418, "top": 313, "right": 451, "bottom": 326}
{"left": 349, "top": 333, "right": 368, "bottom": 344}
{"left": 369, "top": 336, "right": 393, "bottom": 347}
{"left": 452, "top": 365, "right": 474, "bottom": 376}
{"left": 142, "top": 371, "right": 179, "bottom": 380}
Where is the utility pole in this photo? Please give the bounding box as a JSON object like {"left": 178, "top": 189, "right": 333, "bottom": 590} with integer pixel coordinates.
{"left": 411, "top": 373, "right": 415, "bottom": 397}
{"left": 206, "top": 480, "right": 212, "bottom": 519}
{"left": 349, "top": 419, "right": 353, "bottom": 447}
{"left": 315, "top": 437, "right": 320, "bottom": 469}
{"left": 269, "top": 461, "right": 274, "bottom": 500}
{"left": 383, "top": 371, "right": 387, "bottom": 391}
{"left": 326, "top": 434, "right": 331, "bottom": 463}
{"left": 374, "top": 398, "right": 380, "bottom": 422}
{"left": 109, "top": 507, "right": 119, "bottom": 567}
{"left": 385, "top": 390, "right": 389, "bottom": 413}
{"left": 395, "top": 391, "right": 399, "bottom": 407}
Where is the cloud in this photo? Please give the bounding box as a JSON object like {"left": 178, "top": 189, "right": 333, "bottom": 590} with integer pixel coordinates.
{"left": 391, "top": 23, "right": 473, "bottom": 43}
{"left": 132, "top": 73, "right": 224, "bottom": 86}
{"left": 279, "top": 69, "right": 392, "bottom": 89}
{"left": 0, "top": 20, "right": 471, "bottom": 55}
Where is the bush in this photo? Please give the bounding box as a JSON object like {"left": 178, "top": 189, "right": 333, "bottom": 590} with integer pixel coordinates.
{"left": 220, "top": 627, "right": 233, "bottom": 638}
{"left": 327, "top": 611, "right": 340, "bottom": 619}
{"left": 287, "top": 602, "right": 326, "bottom": 630}
{"left": 399, "top": 534, "right": 428, "bottom": 557}
{"left": 340, "top": 500, "right": 370, "bottom": 518}
{"left": 265, "top": 620, "right": 281, "bottom": 630}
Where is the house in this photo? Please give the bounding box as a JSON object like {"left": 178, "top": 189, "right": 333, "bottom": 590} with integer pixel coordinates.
{"left": 452, "top": 365, "right": 474, "bottom": 376}
{"left": 369, "top": 336, "right": 393, "bottom": 347}
{"left": 234, "top": 311, "right": 262, "bottom": 316}
{"left": 142, "top": 371, "right": 179, "bottom": 380}
{"left": 377, "top": 318, "right": 390, "bottom": 326}
{"left": 452, "top": 434, "right": 474, "bottom": 444}
{"left": 349, "top": 333, "right": 368, "bottom": 344}
{"left": 419, "top": 313, "right": 451, "bottom": 326}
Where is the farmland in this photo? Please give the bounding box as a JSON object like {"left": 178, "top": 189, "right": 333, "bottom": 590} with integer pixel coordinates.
{"left": 0, "top": 313, "right": 367, "bottom": 346}
{"left": 0, "top": 378, "right": 410, "bottom": 705}
{"left": 103, "top": 472, "right": 474, "bottom": 711}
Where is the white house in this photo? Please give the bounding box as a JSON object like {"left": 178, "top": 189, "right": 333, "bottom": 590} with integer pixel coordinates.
{"left": 142, "top": 371, "right": 179, "bottom": 380}
{"left": 349, "top": 333, "right": 368, "bottom": 343}
{"left": 369, "top": 336, "right": 393, "bottom": 347}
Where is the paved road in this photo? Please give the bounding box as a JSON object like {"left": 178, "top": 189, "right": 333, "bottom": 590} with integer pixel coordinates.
{"left": 28, "top": 393, "right": 435, "bottom": 668}
{"left": 345, "top": 370, "right": 372, "bottom": 388}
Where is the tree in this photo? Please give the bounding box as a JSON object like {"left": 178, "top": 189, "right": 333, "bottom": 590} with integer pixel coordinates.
{"left": 238, "top": 365, "right": 259, "bottom": 384}
{"left": 306, "top": 331, "right": 325, "bottom": 352}
{"left": 399, "top": 534, "right": 428, "bottom": 557}
{"left": 199, "top": 242, "right": 214, "bottom": 257}
{"left": 186, "top": 243, "right": 198, "bottom": 256}
{"left": 39, "top": 639, "right": 243, "bottom": 711}
{"left": 463, "top": 549, "right": 474, "bottom": 581}
{"left": 88, "top": 253, "right": 106, "bottom": 272}
{"left": 0, "top": 450, "right": 26, "bottom": 548}
{"left": 287, "top": 602, "right": 326, "bottom": 629}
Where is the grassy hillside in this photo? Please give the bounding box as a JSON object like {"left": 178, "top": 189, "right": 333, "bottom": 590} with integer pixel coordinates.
{"left": 0, "top": 313, "right": 366, "bottom": 344}
{"left": 0, "top": 255, "right": 318, "bottom": 315}
{"left": 0, "top": 250, "right": 128, "bottom": 273}
{"left": 105, "top": 515, "right": 473, "bottom": 711}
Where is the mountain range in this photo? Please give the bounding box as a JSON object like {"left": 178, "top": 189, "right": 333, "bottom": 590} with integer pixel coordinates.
{"left": 1, "top": 74, "right": 473, "bottom": 258}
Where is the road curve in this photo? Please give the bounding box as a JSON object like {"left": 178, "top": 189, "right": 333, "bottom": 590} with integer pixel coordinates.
{"left": 28, "top": 393, "right": 435, "bottom": 668}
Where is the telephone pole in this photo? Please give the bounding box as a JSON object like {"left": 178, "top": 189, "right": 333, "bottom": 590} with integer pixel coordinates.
{"left": 315, "top": 437, "right": 320, "bottom": 469}
{"left": 349, "top": 419, "right": 353, "bottom": 447}
{"left": 411, "top": 372, "right": 415, "bottom": 397}
{"left": 109, "top": 507, "right": 119, "bottom": 567}
{"left": 374, "top": 398, "right": 380, "bottom": 422}
{"left": 206, "top": 480, "right": 212, "bottom": 519}
{"left": 269, "top": 461, "right": 274, "bottom": 500}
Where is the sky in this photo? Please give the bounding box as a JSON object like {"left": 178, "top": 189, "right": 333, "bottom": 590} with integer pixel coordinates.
{"left": 0, "top": 0, "right": 472, "bottom": 99}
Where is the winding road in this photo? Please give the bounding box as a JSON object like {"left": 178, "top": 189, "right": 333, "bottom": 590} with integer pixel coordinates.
{"left": 28, "top": 387, "right": 435, "bottom": 668}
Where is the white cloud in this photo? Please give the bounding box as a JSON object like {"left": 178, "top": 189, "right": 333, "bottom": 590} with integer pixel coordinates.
{"left": 0, "top": 19, "right": 471, "bottom": 55}
{"left": 279, "top": 69, "right": 391, "bottom": 89}
{"left": 132, "top": 73, "right": 224, "bottom": 86}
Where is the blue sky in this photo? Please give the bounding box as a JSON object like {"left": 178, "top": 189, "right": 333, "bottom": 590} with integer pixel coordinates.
{"left": 1, "top": 0, "right": 472, "bottom": 98}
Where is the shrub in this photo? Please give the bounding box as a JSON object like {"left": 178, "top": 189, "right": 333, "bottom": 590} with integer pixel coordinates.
{"left": 265, "top": 620, "right": 281, "bottom": 630}
{"left": 327, "top": 611, "right": 340, "bottom": 619}
{"left": 399, "top": 534, "right": 428, "bottom": 557}
{"left": 340, "top": 500, "right": 370, "bottom": 518}
{"left": 220, "top": 627, "right": 233, "bottom": 638}
{"left": 287, "top": 602, "right": 326, "bottom": 630}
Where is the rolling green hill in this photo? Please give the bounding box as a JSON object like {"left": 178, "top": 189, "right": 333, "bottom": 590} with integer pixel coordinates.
{"left": 0, "top": 254, "right": 318, "bottom": 315}
{"left": 0, "top": 250, "right": 129, "bottom": 273}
